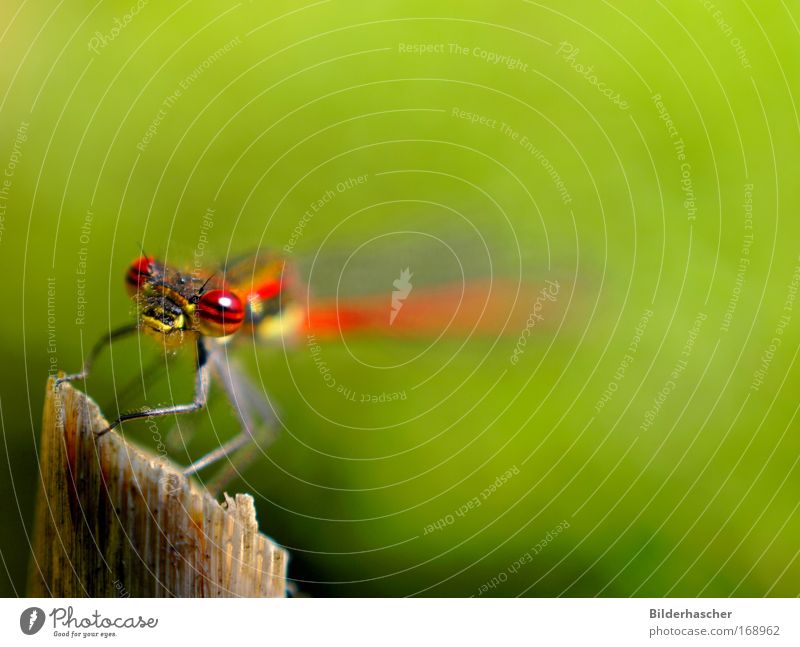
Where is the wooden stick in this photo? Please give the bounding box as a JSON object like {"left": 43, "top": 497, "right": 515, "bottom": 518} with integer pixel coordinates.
{"left": 28, "top": 378, "right": 288, "bottom": 597}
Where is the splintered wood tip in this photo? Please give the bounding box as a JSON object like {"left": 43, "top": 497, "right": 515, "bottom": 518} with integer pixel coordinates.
{"left": 28, "top": 378, "right": 288, "bottom": 597}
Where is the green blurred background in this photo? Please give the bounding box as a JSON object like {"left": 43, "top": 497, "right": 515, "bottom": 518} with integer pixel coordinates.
{"left": 1, "top": 0, "right": 799, "bottom": 596}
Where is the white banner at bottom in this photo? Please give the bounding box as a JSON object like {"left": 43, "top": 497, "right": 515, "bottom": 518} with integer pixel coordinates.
{"left": 1, "top": 598, "right": 796, "bottom": 646}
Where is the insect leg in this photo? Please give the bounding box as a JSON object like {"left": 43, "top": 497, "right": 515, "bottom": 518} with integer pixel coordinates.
{"left": 95, "top": 337, "right": 210, "bottom": 438}
{"left": 202, "top": 371, "right": 281, "bottom": 494}
{"left": 182, "top": 352, "right": 278, "bottom": 483}
{"left": 55, "top": 324, "right": 139, "bottom": 386}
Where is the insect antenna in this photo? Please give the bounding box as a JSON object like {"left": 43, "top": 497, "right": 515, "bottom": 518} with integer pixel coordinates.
{"left": 196, "top": 273, "right": 217, "bottom": 296}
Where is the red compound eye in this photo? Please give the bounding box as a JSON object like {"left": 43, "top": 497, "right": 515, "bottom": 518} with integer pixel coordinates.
{"left": 197, "top": 289, "right": 245, "bottom": 336}
{"left": 126, "top": 256, "right": 154, "bottom": 293}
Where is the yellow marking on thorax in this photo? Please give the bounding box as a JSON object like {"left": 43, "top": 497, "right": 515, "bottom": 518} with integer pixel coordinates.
{"left": 256, "top": 304, "right": 303, "bottom": 343}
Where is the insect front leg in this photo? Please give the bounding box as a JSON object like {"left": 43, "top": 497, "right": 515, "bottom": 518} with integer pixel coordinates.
{"left": 95, "top": 337, "right": 210, "bottom": 438}
{"left": 183, "top": 351, "right": 279, "bottom": 490}
{"left": 200, "top": 384, "right": 276, "bottom": 496}
{"left": 55, "top": 324, "right": 139, "bottom": 387}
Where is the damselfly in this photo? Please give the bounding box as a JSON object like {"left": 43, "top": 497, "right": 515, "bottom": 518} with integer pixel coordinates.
{"left": 57, "top": 250, "right": 303, "bottom": 488}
